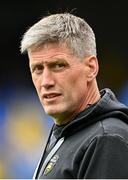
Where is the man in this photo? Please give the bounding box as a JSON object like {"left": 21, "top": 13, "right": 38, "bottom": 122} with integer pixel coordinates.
{"left": 20, "top": 13, "right": 128, "bottom": 179}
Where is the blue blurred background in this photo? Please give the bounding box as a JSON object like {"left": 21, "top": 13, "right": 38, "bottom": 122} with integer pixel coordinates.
{"left": 0, "top": 0, "right": 128, "bottom": 178}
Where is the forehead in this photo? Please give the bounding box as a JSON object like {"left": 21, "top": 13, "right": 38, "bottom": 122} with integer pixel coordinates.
{"left": 28, "top": 42, "right": 78, "bottom": 63}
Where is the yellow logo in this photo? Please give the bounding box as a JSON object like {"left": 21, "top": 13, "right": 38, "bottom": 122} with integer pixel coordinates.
{"left": 44, "top": 155, "right": 59, "bottom": 175}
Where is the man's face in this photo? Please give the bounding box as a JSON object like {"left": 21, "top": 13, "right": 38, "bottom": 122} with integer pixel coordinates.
{"left": 28, "top": 43, "right": 91, "bottom": 123}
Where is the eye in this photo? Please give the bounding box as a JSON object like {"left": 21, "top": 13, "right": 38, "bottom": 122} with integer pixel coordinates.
{"left": 55, "top": 63, "right": 65, "bottom": 69}
{"left": 32, "top": 65, "right": 43, "bottom": 74}
{"left": 51, "top": 62, "right": 67, "bottom": 71}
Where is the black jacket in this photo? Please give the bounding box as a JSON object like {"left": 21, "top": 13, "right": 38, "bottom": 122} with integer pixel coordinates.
{"left": 34, "top": 88, "right": 128, "bottom": 179}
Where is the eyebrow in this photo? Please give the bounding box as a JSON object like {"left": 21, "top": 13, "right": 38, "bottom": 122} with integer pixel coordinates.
{"left": 30, "top": 58, "right": 68, "bottom": 67}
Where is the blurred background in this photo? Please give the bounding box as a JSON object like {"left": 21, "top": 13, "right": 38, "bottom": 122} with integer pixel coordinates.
{"left": 0, "top": 0, "right": 128, "bottom": 178}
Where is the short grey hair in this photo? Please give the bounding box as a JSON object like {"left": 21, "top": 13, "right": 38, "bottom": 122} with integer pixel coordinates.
{"left": 20, "top": 13, "right": 97, "bottom": 58}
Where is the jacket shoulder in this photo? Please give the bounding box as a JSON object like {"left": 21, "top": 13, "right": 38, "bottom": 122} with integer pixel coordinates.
{"left": 100, "top": 117, "right": 128, "bottom": 141}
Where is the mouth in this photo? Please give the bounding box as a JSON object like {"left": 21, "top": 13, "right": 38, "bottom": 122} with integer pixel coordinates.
{"left": 43, "top": 93, "right": 62, "bottom": 101}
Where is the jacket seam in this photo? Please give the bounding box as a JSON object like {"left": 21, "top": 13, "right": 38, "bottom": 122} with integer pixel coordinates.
{"left": 84, "top": 127, "right": 128, "bottom": 152}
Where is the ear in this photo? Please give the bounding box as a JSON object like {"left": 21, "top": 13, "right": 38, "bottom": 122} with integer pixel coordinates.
{"left": 84, "top": 55, "right": 99, "bottom": 82}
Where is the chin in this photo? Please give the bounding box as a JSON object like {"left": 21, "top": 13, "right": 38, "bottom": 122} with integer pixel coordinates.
{"left": 44, "top": 103, "right": 70, "bottom": 117}
{"left": 45, "top": 108, "right": 60, "bottom": 116}
{"left": 45, "top": 107, "right": 66, "bottom": 117}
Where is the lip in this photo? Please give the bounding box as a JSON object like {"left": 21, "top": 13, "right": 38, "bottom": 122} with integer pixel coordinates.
{"left": 42, "top": 92, "right": 62, "bottom": 101}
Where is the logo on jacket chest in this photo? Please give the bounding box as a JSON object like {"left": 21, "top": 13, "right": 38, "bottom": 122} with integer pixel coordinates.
{"left": 44, "top": 154, "right": 59, "bottom": 175}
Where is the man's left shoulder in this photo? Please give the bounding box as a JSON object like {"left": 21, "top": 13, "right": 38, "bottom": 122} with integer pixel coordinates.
{"left": 101, "top": 117, "right": 128, "bottom": 141}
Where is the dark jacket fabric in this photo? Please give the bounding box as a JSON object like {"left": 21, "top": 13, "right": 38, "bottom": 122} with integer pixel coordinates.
{"left": 34, "top": 88, "right": 128, "bottom": 179}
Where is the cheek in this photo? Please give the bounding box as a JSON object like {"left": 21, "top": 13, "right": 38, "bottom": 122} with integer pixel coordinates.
{"left": 73, "top": 82, "right": 86, "bottom": 97}
{"left": 72, "top": 76, "right": 87, "bottom": 98}
{"left": 68, "top": 71, "right": 87, "bottom": 88}
{"left": 64, "top": 75, "right": 87, "bottom": 98}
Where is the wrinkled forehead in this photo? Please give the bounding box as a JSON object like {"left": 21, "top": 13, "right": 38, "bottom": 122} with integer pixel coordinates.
{"left": 28, "top": 41, "right": 83, "bottom": 66}
{"left": 28, "top": 41, "right": 72, "bottom": 54}
{"left": 28, "top": 42, "right": 76, "bottom": 61}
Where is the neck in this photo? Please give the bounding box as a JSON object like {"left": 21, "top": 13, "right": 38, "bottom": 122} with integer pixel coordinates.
{"left": 81, "top": 80, "right": 100, "bottom": 109}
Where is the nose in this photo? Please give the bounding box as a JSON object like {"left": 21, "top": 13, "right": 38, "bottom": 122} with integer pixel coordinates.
{"left": 41, "top": 68, "right": 55, "bottom": 89}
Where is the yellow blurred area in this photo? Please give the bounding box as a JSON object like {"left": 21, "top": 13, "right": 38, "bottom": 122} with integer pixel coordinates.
{"left": 7, "top": 116, "right": 45, "bottom": 151}
{"left": 0, "top": 93, "right": 51, "bottom": 178}
{"left": 5, "top": 98, "right": 48, "bottom": 152}
{"left": 0, "top": 162, "right": 6, "bottom": 179}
